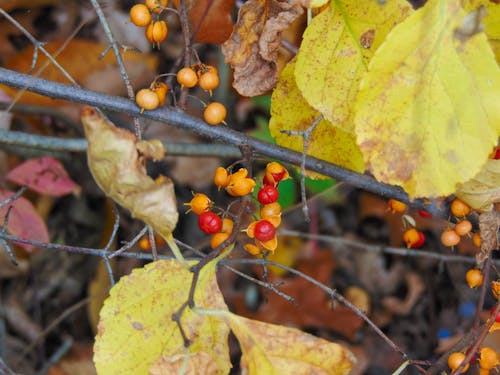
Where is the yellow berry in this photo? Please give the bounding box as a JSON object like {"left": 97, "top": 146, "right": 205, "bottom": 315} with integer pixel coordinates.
{"left": 177, "top": 67, "right": 198, "bottom": 88}
{"left": 198, "top": 71, "right": 220, "bottom": 92}
{"left": 136, "top": 88, "right": 160, "bottom": 111}
{"left": 479, "top": 347, "right": 500, "bottom": 370}
{"left": 466, "top": 268, "right": 484, "bottom": 288}
{"left": 440, "top": 229, "right": 460, "bottom": 247}
{"left": 204, "top": 102, "right": 227, "bottom": 125}
{"left": 130, "top": 4, "right": 151, "bottom": 27}
{"left": 448, "top": 352, "right": 469, "bottom": 373}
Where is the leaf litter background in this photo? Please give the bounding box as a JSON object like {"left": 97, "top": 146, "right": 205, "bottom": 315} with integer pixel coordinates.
{"left": 0, "top": 0, "right": 500, "bottom": 374}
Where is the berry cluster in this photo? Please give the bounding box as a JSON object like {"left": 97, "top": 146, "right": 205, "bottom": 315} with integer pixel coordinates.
{"left": 448, "top": 347, "right": 499, "bottom": 374}
{"left": 244, "top": 162, "right": 289, "bottom": 256}
{"left": 129, "top": 1, "right": 169, "bottom": 47}
{"left": 176, "top": 65, "right": 226, "bottom": 125}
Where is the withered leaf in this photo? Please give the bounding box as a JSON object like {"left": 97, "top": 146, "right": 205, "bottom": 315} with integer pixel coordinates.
{"left": 222, "top": 0, "right": 303, "bottom": 97}
{"left": 477, "top": 210, "right": 500, "bottom": 266}
{"left": 80, "top": 107, "right": 178, "bottom": 239}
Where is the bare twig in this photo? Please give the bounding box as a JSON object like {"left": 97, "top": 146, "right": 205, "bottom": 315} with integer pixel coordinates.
{"left": 89, "top": 0, "right": 142, "bottom": 139}
{"left": 280, "top": 114, "right": 323, "bottom": 221}
{"left": 178, "top": 0, "right": 193, "bottom": 108}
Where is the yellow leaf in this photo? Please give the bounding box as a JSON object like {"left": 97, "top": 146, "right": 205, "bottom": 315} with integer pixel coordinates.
{"left": 455, "top": 159, "right": 500, "bottom": 212}
{"left": 270, "top": 58, "right": 365, "bottom": 176}
{"left": 94, "top": 259, "right": 231, "bottom": 375}
{"left": 463, "top": 1, "right": 500, "bottom": 63}
{"left": 355, "top": 0, "right": 500, "bottom": 198}
{"left": 81, "top": 107, "right": 178, "bottom": 241}
{"left": 226, "top": 312, "right": 355, "bottom": 374}
{"left": 295, "top": 0, "right": 412, "bottom": 133}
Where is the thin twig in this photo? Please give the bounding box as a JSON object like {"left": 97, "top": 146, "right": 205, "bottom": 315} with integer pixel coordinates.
{"left": 178, "top": 0, "right": 193, "bottom": 108}
{"left": 89, "top": 0, "right": 142, "bottom": 139}
{"left": 280, "top": 114, "right": 323, "bottom": 221}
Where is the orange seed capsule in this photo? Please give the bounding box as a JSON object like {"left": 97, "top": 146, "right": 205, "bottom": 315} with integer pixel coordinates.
{"left": 450, "top": 198, "right": 471, "bottom": 217}
{"left": 388, "top": 199, "right": 407, "bottom": 214}
{"left": 130, "top": 4, "right": 152, "bottom": 27}
{"left": 146, "top": 20, "right": 168, "bottom": 45}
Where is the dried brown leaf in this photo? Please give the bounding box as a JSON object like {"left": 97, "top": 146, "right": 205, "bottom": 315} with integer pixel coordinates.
{"left": 80, "top": 107, "right": 178, "bottom": 240}
{"left": 477, "top": 210, "right": 500, "bottom": 266}
{"left": 222, "top": 0, "right": 303, "bottom": 96}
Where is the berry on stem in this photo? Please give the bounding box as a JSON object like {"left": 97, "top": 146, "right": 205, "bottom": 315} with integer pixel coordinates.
{"left": 388, "top": 199, "right": 407, "bottom": 214}
{"left": 136, "top": 88, "right": 160, "bottom": 111}
{"left": 145, "top": 0, "right": 167, "bottom": 13}
{"left": 257, "top": 185, "right": 279, "bottom": 204}
{"left": 466, "top": 268, "right": 484, "bottom": 288}
{"left": 214, "top": 167, "right": 230, "bottom": 188}
{"left": 253, "top": 220, "right": 276, "bottom": 242}
{"left": 441, "top": 229, "right": 461, "bottom": 247}
{"left": 455, "top": 219, "right": 472, "bottom": 237}
{"left": 198, "top": 211, "right": 222, "bottom": 234}
{"left": 450, "top": 198, "right": 470, "bottom": 217}
{"left": 204, "top": 102, "right": 227, "bottom": 125}
{"left": 402, "top": 228, "right": 419, "bottom": 248}
{"left": 152, "top": 82, "right": 169, "bottom": 105}
{"left": 130, "top": 4, "right": 152, "bottom": 27}
{"left": 210, "top": 232, "right": 230, "bottom": 249}
{"left": 177, "top": 67, "right": 198, "bottom": 88}
{"left": 479, "top": 347, "right": 500, "bottom": 370}
{"left": 473, "top": 232, "right": 482, "bottom": 247}
{"left": 447, "top": 352, "right": 469, "bottom": 373}
{"left": 198, "top": 71, "right": 219, "bottom": 93}
{"left": 184, "top": 193, "right": 212, "bottom": 215}
{"left": 146, "top": 20, "right": 168, "bottom": 46}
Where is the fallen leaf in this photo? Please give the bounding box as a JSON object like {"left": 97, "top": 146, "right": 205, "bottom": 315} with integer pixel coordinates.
{"left": 94, "top": 259, "right": 231, "bottom": 374}
{"left": 231, "top": 251, "right": 365, "bottom": 340}
{"left": 355, "top": 0, "right": 500, "bottom": 198}
{"left": 1, "top": 40, "right": 158, "bottom": 108}
{"left": 7, "top": 157, "right": 81, "bottom": 197}
{"left": 172, "top": 0, "right": 236, "bottom": 44}
{"left": 80, "top": 107, "right": 178, "bottom": 242}
{"left": 222, "top": 0, "right": 303, "bottom": 96}
{"left": 226, "top": 312, "right": 355, "bottom": 374}
{"left": 270, "top": 58, "right": 365, "bottom": 176}
{"left": 0, "top": 188, "right": 49, "bottom": 253}
{"left": 455, "top": 159, "right": 500, "bottom": 211}
{"left": 295, "top": 0, "right": 412, "bottom": 133}
{"left": 476, "top": 210, "right": 500, "bottom": 266}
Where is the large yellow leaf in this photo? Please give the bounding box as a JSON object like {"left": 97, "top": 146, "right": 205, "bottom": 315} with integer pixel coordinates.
{"left": 464, "top": 0, "right": 500, "bottom": 63}
{"left": 226, "top": 312, "right": 355, "bottom": 374}
{"left": 355, "top": 0, "right": 500, "bottom": 198}
{"left": 294, "top": 0, "right": 413, "bottom": 133}
{"left": 270, "top": 58, "right": 365, "bottom": 175}
{"left": 94, "top": 259, "right": 231, "bottom": 375}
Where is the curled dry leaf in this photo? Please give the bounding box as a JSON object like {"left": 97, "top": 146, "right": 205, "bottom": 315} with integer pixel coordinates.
{"left": 222, "top": 0, "right": 303, "bottom": 97}
{"left": 382, "top": 272, "right": 425, "bottom": 316}
{"left": 455, "top": 159, "right": 500, "bottom": 212}
{"left": 80, "top": 107, "right": 178, "bottom": 240}
{"left": 476, "top": 210, "right": 500, "bottom": 266}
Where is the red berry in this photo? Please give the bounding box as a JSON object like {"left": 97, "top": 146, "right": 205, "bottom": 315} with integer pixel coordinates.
{"left": 490, "top": 307, "right": 500, "bottom": 323}
{"left": 198, "top": 212, "right": 222, "bottom": 234}
{"left": 257, "top": 185, "right": 279, "bottom": 204}
{"left": 412, "top": 231, "right": 426, "bottom": 248}
{"left": 494, "top": 148, "right": 500, "bottom": 160}
{"left": 254, "top": 220, "right": 276, "bottom": 242}
{"left": 418, "top": 209, "right": 432, "bottom": 218}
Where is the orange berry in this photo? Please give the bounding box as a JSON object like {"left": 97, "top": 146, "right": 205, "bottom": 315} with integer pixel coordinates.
{"left": 479, "top": 347, "right": 500, "bottom": 370}
{"left": 388, "top": 199, "right": 407, "bottom": 214}
{"left": 138, "top": 236, "right": 151, "bottom": 251}
{"left": 466, "top": 268, "right": 484, "bottom": 288}
{"left": 451, "top": 198, "right": 470, "bottom": 217}
{"left": 198, "top": 71, "right": 220, "bottom": 92}
{"left": 145, "top": 0, "right": 167, "bottom": 13}
{"left": 136, "top": 88, "right": 160, "bottom": 111}
{"left": 473, "top": 232, "right": 482, "bottom": 247}
{"left": 403, "top": 228, "right": 419, "bottom": 248}
{"left": 130, "top": 4, "right": 151, "bottom": 27}
{"left": 261, "top": 202, "right": 282, "bottom": 218}
{"left": 177, "top": 67, "right": 198, "bottom": 88}
{"left": 225, "top": 169, "right": 256, "bottom": 197}
{"left": 455, "top": 219, "right": 472, "bottom": 237}
{"left": 440, "top": 229, "right": 460, "bottom": 247}
{"left": 152, "top": 82, "right": 169, "bottom": 105}
{"left": 210, "top": 232, "right": 230, "bottom": 249}
{"left": 146, "top": 20, "right": 168, "bottom": 45}
{"left": 221, "top": 218, "right": 234, "bottom": 234}
{"left": 214, "top": 167, "right": 230, "bottom": 188}
{"left": 448, "top": 352, "right": 469, "bottom": 373}
{"left": 244, "top": 243, "right": 261, "bottom": 256}
{"left": 492, "top": 281, "right": 500, "bottom": 299}
{"left": 184, "top": 193, "right": 212, "bottom": 215}
{"left": 204, "top": 102, "right": 227, "bottom": 125}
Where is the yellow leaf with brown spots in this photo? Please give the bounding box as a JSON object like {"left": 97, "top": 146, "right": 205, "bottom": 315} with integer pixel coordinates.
{"left": 355, "top": 0, "right": 500, "bottom": 198}
{"left": 295, "top": 0, "right": 412, "bottom": 133}
{"left": 270, "top": 57, "right": 365, "bottom": 176}
{"left": 94, "top": 259, "right": 231, "bottom": 375}
{"left": 226, "top": 312, "right": 355, "bottom": 374}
